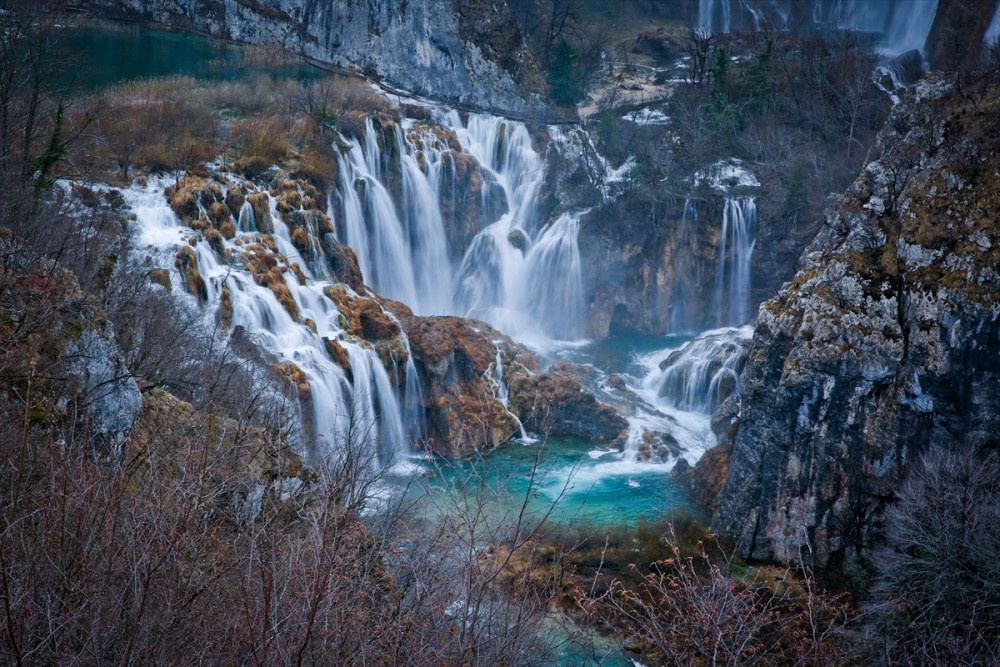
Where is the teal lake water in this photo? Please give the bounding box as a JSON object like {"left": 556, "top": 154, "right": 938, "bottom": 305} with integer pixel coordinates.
{"left": 51, "top": 22, "right": 324, "bottom": 89}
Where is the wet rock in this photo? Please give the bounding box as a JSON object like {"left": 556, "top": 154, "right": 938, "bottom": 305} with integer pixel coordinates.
{"left": 390, "top": 310, "right": 531, "bottom": 457}
{"left": 438, "top": 150, "right": 508, "bottom": 258}
{"left": 165, "top": 175, "right": 223, "bottom": 225}
{"left": 225, "top": 184, "right": 246, "bottom": 218}
{"left": 320, "top": 236, "right": 365, "bottom": 292}
{"left": 507, "top": 228, "right": 527, "bottom": 252}
{"left": 148, "top": 268, "right": 171, "bottom": 291}
{"left": 247, "top": 191, "right": 273, "bottom": 233}
{"left": 323, "top": 338, "right": 353, "bottom": 383}
{"left": 174, "top": 246, "right": 208, "bottom": 304}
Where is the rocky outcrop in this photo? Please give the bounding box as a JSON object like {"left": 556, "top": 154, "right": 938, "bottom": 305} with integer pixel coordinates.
{"left": 712, "top": 76, "right": 1000, "bottom": 571}
{"left": 508, "top": 361, "right": 628, "bottom": 443}
{"left": 76, "top": 0, "right": 549, "bottom": 117}
{"left": 389, "top": 309, "right": 529, "bottom": 457}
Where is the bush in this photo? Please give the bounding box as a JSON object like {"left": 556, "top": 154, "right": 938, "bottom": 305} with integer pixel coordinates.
{"left": 868, "top": 446, "right": 1000, "bottom": 664}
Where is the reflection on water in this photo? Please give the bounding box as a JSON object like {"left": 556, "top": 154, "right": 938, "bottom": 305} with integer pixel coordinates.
{"left": 52, "top": 21, "right": 324, "bottom": 89}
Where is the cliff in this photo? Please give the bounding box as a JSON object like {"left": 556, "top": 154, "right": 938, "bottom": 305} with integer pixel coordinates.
{"left": 70, "top": 0, "right": 548, "bottom": 117}
{"left": 711, "top": 73, "right": 1000, "bottom": 571}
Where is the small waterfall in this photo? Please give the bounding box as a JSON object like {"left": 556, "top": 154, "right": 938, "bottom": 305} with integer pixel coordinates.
{"left": 668, "top": 199, "right": 697, "bottom": 334}
{"left": 237, "top": 200, "right": 255, "bottom": 232}
{"left": 333, "top": 112, "right": 585, "bottom": 342}
{"left": 714, "top": 197, "right": 756, "bottom": 327}
{"left": 401, "top": 344, "right": 427, "bottom": 445}
{"left": 124, "top": 175, "right": 411, "bottom": 469}
{"left": 655, "top": 326, "right": 753, "bottom": 413}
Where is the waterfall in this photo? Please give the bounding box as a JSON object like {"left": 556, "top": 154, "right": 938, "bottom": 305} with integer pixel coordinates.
{"left": 668, "top": 199, "right": 698, "bottom": 334}
{"left": 697, "top": 0, "right": 940, "bottom": 55}
{"left": 987, "top": 4, "right": 1000, "bottom": 47}
{"left": 714, "top": 197, "right": 757, "bottom": 327}
{"left": 829, "top": 0, "right": 940, "bottom": 55}
{"left": 123, "top": 175, "right": 411, "bottom": 468}
{"left": 655, "top": 326, "right": 753, "bottom": 413}
{"left": 332, "top": 112, "right": 585, "bottom": 343}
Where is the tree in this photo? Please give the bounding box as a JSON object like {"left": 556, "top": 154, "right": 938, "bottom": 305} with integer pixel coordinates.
{"left": 546, "top": 39, "right": 579, "bottom": 106}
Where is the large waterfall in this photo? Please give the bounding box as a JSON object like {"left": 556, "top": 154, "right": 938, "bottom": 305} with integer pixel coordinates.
{"left": 123, "top": 176, "right": 412, "bottom": 467}
{"left": 334, "top": 112, "right": 585, "bottom": 343}
{"left": 698, "top": 0, "right": 940, "bottom": 55}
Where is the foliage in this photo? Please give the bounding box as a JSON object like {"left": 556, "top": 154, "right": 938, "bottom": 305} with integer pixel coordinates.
{"left": 546, "top": 39, "right": 581, "bottom": 106}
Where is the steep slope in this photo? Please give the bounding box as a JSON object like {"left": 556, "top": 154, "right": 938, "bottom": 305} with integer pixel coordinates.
{"left": 71, "top": 0, "right": 548, "bottom": 117}
{"left": 712, "top": 74, "right": 1000, "bottom": 571}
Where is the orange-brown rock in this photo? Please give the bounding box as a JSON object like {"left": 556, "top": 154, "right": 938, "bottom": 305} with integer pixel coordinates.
{"left": 323, "top": 337, "right": 353, "bottom": 383}
{"left": 508, "top": 361, "right": 627, "bottom": 442}
{"left": 388, "top": 310, "right": 534, "bottom": 457}
{"left": 174, "top": 246, "right": 207, "bottom": 304}
{"left": 324, "top": 285, "right": 401, "bottom": 341}
{"left": 225, "top": 185, "right": 246, "bottom": 218}
{"left": 275, "top": 362, "right": 311, "bottom": 397}
{"left": 320, "top": 237, "right": 364, "bottom": 291}
{"left": 148, "top": 268, "right": 171, "bottom": 291}
{"left": 247, "top": 191, "right": 273, "bottom": 233}
{"left": 219, "top": 285, "right": 233, "bottom": 328}
{"left": 165, "top": 175, "right": 224, "bottom": 225}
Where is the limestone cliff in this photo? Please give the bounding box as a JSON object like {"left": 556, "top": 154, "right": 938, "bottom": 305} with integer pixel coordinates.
{"left": 712, "top": 74, "right": 1000, "bottom": 571}
{"left": 72, "top": 0, "right": 548, "bottom": 117}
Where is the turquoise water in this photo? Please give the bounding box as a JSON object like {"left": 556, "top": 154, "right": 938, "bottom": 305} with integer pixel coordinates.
{"left": 414, "top": 435, "right": 699, "bottom": 529}
{"left": 51, "top": 22, "right": 324, "bottom": 89}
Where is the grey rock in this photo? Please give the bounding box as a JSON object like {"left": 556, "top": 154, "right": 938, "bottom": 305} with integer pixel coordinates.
{"left": 711, "top": 75, "right": 1000, "bottom": 571}
{"left": 83, "top": 0, "right": 548, "bottom": 117}
{"left": 64, "top": 323, "right": 143, "bottom": 456}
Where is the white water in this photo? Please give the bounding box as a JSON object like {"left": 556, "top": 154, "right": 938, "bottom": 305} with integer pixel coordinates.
{"left": 668, "top": 199, "right": 697, "bottom": 335}
{"left": 334, "top": 112, "right": 585, "bottom": 344}
{"left": 698, "top": 0, "right": 940, "bottom": 56}
{"left": 655, "top": 326, "right": 753, "bottom": 413}
{"left": 123, "top": 174, "right": 411, "bottom": 468}
{"left": 613, "top": 326, "right": 751, "bottom": 466}
{"left": 714, "top": 197, "right": 757, "bottom": 327}
{"left": 987, "top": 5, "right": 1000, "bottom": 47}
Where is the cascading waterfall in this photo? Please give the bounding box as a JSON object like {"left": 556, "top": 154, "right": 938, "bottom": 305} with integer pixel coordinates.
{"left": 124, "top": 175, "right": 410, "bottom": 468}
{"left": 333, "top": 111, "right": 585, "bottom": 342}
{"left": 655, "top": 326, "right": 753, "bottom": 413}
{"left": 714, "top": 197, "right": 757, "bottom": 327}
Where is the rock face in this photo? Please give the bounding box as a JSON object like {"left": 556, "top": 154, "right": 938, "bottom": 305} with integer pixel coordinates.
{"left": 79, "top": 0, "right": 548, "bottom": 117}
{"left": 63, "top": 324, "right": 143, "bottom": 455}
{"left": 712, "top": 76, "right": 1000, "bottom": 571}
{"left": 925, "top": 0, "right": 1000, "bottom": 71}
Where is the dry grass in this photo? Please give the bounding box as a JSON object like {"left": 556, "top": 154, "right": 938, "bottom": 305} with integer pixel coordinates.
{"left": 85, "top": 72, "right": 391, "bottom": 187}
